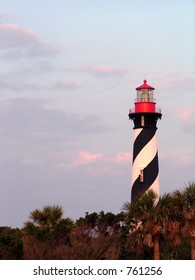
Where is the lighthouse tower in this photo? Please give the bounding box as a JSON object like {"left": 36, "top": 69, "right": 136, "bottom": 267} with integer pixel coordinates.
{"left": 129, "top": 80, "right": 162, "bottom": 202}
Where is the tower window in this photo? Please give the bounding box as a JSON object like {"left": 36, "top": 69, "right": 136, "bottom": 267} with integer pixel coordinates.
{"left": 140, "top": 169, "right": 144, "bottom": 182}
{"left": 141, "top": 115, "right": 144, "bottom": 126}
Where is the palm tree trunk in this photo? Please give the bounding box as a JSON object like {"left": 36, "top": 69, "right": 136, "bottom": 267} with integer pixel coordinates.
{"left": 191, "top": 238, "right": 195, "bottom": 260}
{"left": 153, "top": 236, "right": 160, "bottom": 260}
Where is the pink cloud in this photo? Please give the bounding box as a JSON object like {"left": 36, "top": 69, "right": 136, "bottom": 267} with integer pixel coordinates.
{"left": 0, "top": 13, "right": 10, "bottom": 22}
{"left": 71, "top": 151, "right": 104, "bottom": 167}
{"left": 72, "top": 151, "right": 132, "bottom": 167}
{"left": 0, "top": 23, "right": 60, "bottom": 58}
{"left": 0, "top": 24, "right": 36, "bottom": 48}
{"left": 175, "top": 105, "right": 195, "bottom": 122}
{"left": 53, "top": 150, "right": 133, "bottom": 177}
{"left": 159, "top": 150, "right": 195, "bottom": 166}
{"left": 92, "top": 66, "right": 122, "bottom": 74}
{"left": 56, "top": 150, "right": 132, "bottom": 171}
{"left": 111, "top": 152, "right": 132, "bottom": 163}
{"left": 81, "top": 65, "right": 123, "bottom": 76}
{"left": 54, "top": 80, "right": 82, "bottom": 90}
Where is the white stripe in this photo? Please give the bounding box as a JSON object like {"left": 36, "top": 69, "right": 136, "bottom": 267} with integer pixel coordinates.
{"left": 132, "top": 131, "right": 158, "bottom": 185}
{"left": 133, "top": 128, "right": 143, "bottom": 141}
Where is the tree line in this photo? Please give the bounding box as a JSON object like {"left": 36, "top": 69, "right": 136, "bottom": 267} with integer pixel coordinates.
{"left": 0, "top": 182, "right": 194, "bottom": 260}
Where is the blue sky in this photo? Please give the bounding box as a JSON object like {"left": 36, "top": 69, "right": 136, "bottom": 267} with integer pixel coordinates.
{"left": 0, "top": 0, "right": 195, "bottom": 227}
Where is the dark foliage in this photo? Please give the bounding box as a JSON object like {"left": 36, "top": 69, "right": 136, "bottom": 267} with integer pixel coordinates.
{"left": 0, "top": 227, "right": 23, "bottom": 259}
{"left": 0, "top": 182, "right": 194, "bottom": 260}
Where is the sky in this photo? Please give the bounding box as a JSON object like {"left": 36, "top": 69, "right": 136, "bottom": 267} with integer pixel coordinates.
{"left": 0, "top": 0, "right": 195, "bottom": 228}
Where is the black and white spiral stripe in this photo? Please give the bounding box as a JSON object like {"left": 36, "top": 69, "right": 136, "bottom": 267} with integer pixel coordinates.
{"left": 131, "top": 127, "right": 160, "bottom": 202}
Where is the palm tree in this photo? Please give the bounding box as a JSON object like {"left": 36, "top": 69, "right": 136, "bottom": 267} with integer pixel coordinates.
{"left": 123, "top": 191, "right": 180, "bottom": 260}
{"left": 28, "top": 205, "right": 63, "bottom": 228}
{"left": 22, "top": 205, "right": 74, "bottom": 259}
{"left": 172, "top": 182, "right": 195, "bottom": 260}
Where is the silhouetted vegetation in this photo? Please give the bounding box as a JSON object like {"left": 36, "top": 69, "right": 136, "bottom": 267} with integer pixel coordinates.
{"left": 0, "top": 182, "right": 194, "bottom": 260}
{"left": 0, "top": 227, "right": 23, "bottom": 259}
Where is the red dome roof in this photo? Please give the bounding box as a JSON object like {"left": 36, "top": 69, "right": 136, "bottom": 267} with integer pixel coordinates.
{"left": 136, "top": 80, "right": 155, "bottom": 90}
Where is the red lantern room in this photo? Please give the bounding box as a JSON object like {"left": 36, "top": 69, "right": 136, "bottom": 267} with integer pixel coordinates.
{"left": 131, "top": 80, "right": 160, "bottom": 114}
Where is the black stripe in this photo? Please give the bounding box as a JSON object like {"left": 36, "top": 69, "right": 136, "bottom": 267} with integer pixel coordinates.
{"left": 131, "top": 152, "right": 159, "bottom": 202}
{"left": 133, "top": 128, "right": 156, "bottom": 163}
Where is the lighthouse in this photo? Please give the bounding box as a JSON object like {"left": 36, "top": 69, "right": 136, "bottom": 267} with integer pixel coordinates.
{"left": 128, "top": 80, "right": 162, "bottom": 202}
